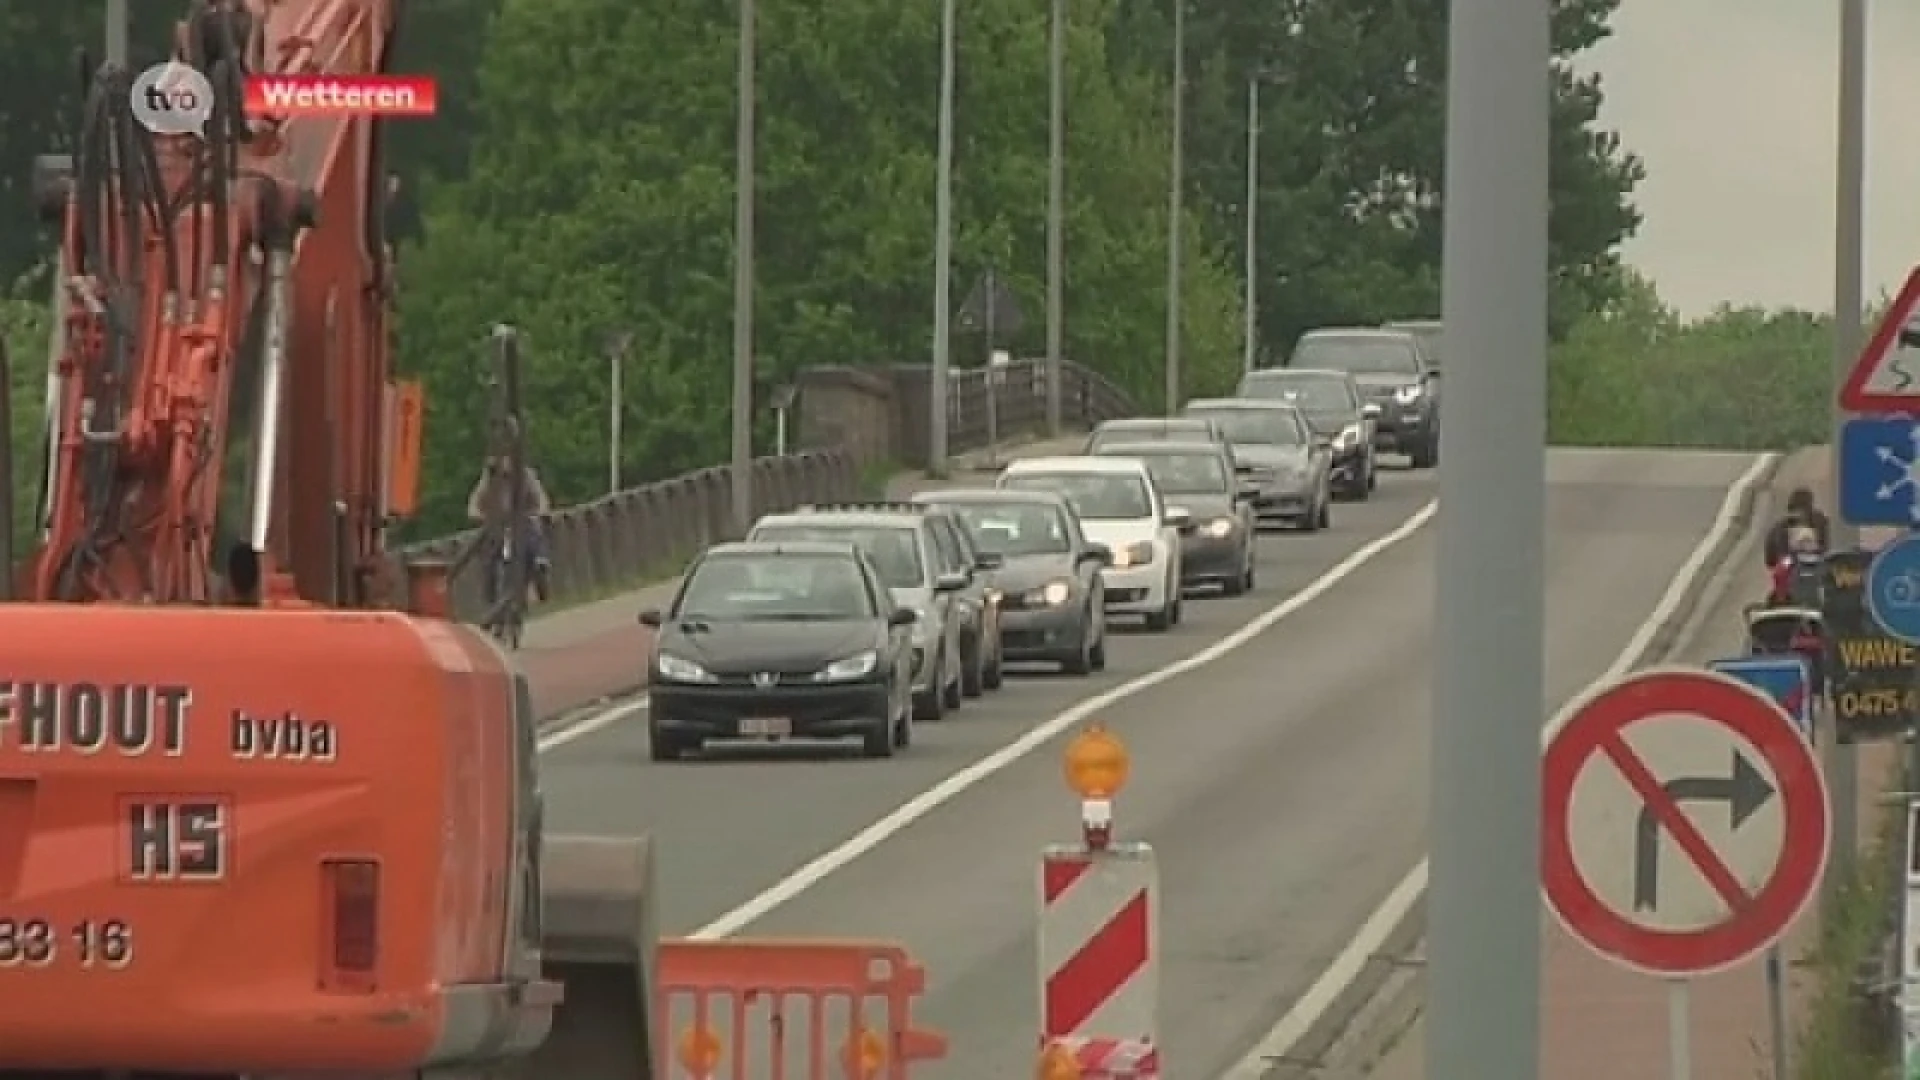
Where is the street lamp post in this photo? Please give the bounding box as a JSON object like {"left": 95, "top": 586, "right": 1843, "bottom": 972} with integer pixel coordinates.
{"left": 1242, "top": 76, "right": 1261, "bottom": 375}
{"left": 929, "top": 0, "right": 958, "bottom": 472}
{"left": 1045, "top": 0, "right": 1067, "bottom": 436}
{"left": 730, "top": 0, "right": 757, "bottom": 534}
{"left": 605, "top": 331, "right": 634, "bottom": 495}
{"left": 1163, "top": 0, "right": 1185, "bottom": 415}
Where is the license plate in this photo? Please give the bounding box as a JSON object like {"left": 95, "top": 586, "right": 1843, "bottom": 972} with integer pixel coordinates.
{"left": 739, "top": 716, "right": 791, "bottom": 737}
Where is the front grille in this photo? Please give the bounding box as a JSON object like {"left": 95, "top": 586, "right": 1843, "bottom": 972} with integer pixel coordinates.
{"left": 713, "top": 670, "right": 815, "bottom": 688}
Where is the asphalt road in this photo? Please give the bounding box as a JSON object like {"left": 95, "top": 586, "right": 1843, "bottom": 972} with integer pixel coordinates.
{"left": 538, "top": 448, "right": 1762, "bottom": 1077}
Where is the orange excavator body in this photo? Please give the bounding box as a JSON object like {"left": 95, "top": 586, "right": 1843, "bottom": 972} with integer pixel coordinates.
{"left": 0, "top": 605, "right": 562, "bottom": 1073}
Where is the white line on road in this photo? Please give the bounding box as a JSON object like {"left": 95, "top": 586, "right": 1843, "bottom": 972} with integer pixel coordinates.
{"left": 684, "top": 497, "right": 1441, "bottom": 940}
{"left": 538, "top": 693, "right": 649, "bottom": 752}
{"left": 1214, "top": 451, "right": 1777, "bottom": 1079}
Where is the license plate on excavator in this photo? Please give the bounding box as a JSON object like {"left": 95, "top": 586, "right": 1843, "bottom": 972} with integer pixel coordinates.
{"left": 739, "top": 717, "right": 790, "bottom": 737}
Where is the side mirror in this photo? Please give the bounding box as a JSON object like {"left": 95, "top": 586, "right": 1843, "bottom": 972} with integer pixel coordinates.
{"left": 934, "top": 570, "right": 970, "bottom": 592}
{"left": 637, "top": 609, "right": 663, "bottom": 628}
{"left": 1233, "top": 461, "right": 1255, "bottom": 474}
{"left": 1425, "top": 367, "right": 1441, "bottom": 378}
{"left": 889, "top": 607, "right": 919, "bottom": 627}
{"left": 1313, "top": 436, "right": 1333, "bottom": 450}
{"left": 1164, "top": 507, "right": 1195, "bottom": 532}
{"left": 975, "top": 552, "right": 1005, "bottom": 570}
{"left": 1082, "top": 542, "right": 1113, "bottom": 567}
{"left": 1361, "top": 403, "right": 1383, "bottom": 417}
{"left": 1236, "top": 483, "right": 1261, "bottom": 502}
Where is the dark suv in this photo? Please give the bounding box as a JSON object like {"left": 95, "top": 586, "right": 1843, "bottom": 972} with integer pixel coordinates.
{"left": 1288, "top": 327, "right": 1440, "bottom": 468}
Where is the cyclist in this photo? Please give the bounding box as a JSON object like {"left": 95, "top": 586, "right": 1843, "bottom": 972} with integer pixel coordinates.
{"left": 1762, "top": 487, "right": 1831, "bottom": 567}
{"left": 467, "top": 454, "right": 553, "bottom": 603}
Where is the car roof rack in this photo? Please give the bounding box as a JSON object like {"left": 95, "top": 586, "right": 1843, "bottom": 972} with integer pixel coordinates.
{"left": 794, "top": 501, "right": 931, "bottom": 513}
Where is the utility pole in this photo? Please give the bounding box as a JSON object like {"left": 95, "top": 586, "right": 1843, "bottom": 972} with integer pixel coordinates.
{"left": 1163, "top": 0, "right": 1185, "bottom": 415}
{"left": 729, "top": 0, "right": 757, "bottom": 534}
{"left": 1427, "top": 0, "right": 1547, "bottom": 1073}
{"left": 1826, "top": 0, "right": 1868, "bottom": 894}
{"left": 1242, "top": 76, "right": 1260, "bottom": 375}
{"left": 929, "top": 0, "right": 958, "bottom": 472}
{"left": 106, "top": 0, "right": 128, "bottom": 65}
{"left": 1045, "top": 0, "right": 1067, "bottom": 436}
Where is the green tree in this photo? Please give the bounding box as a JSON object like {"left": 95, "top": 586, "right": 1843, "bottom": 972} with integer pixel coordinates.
{"left": 398, "top": 0, "right": 1245, "bottom": 534}
{"left": 1115, "top": 0, "right": 1644, "bottom": 354}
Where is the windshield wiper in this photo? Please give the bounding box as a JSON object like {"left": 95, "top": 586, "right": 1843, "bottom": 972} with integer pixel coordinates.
{"left": 753, "top": 612, "right": 850, "bottom": 621}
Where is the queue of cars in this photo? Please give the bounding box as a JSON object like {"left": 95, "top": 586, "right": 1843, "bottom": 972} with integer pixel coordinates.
{"left": 636, "top": 321, "right": 1441, "bottom": 762}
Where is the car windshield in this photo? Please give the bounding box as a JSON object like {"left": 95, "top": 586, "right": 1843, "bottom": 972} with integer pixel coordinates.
{"left": 1003, "top": 472, "right": 1152, "bottom": 520}
{"left": 673, "top": 553, "right": 874, "bottom": 620}
{"left": 1127, "top": 452, "right": 1228, "bottom": 494}
{"left": 1089, "top": 424, "right": 1211, "bottom": 448}
{"left": 749, "top": 524, "right": 924, "bottom": 588}
{"left": 1237, "top": 374, "right": 1353, "bottom": 411}
{"left": 1292, "top": 337, "right": 1421, "bottom": 375}
{"left": 943, "top": 501, "right": 1072, "bottom": 556}
{"left": 1183, "top": 409, "right": 1303, "bottom": 445}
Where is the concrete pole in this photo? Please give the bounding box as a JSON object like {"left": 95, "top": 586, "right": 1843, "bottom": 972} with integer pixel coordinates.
{"left": 1163, "top": 0, "right": 1185, "bottom": 415}
{"left": 106, "top": 0, "right": 128, "bottom": 65}
{"left": 609, "top": 348, "right": 622, "bottom": 494}
{"left": 1825, "top": 0, "right": 1867, "bottom": 893}
{"left": 1045, "top": 0, "right": 1066, "bottom": 436}
{"left": 1242, "top": 77, "right": 1260, "bottom": 375}
{"left": 729, "top": 0, "right": 757, "bottom": 534}
{"left": 1426, "top": 0, "right": 1547, "bottom": 1072}
{"left": 930, "top": 0, "right": 958, "bottom": 472}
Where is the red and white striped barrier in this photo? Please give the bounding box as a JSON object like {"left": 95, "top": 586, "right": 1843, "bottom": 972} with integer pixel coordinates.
{"left": 1039, "top": 842, "right": 1159, "bottom": 1078}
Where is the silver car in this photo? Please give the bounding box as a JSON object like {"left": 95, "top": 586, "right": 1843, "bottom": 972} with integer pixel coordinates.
{"left": 748, "top": 507, "right": 968, "bottom": 720}
{"left": 1181, "top": 399, "right": 1332, "bottom": 531}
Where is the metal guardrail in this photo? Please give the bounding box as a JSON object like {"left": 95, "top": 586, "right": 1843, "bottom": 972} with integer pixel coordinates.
{"left": 397, "top": 358, "right": 1137, "bottom": 619}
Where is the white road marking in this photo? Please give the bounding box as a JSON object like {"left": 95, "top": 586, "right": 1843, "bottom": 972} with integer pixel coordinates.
{"left": 1214, "top": 451, "right": 1777, "bottom": 1079}
{"left": 684, "top": 497, "right": 1441, "bottom": 940}
{"left": 538, "top": 693, "right": 648, "bottom": 751}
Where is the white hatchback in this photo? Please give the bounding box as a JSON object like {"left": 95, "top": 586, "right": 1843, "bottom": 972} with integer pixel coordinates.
{"left": 997, "top": 456, "right": 1188, "bottom": 631}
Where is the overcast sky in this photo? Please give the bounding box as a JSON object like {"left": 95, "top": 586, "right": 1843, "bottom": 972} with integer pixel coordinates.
{"left": 1584, "top": 0, "right": 1920, "bottom": 317}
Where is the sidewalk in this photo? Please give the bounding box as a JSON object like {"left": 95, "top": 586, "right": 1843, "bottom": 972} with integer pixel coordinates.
{"left": 1366, "top": 448, "right": 1901, "bottom": 1077}
{"left": 514, "top": 435, "right": 1092, "bottom": 719}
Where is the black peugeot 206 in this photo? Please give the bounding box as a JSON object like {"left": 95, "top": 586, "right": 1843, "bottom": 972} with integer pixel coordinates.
{"left": 639, "top": 540, "right": 918, "bottom": 762}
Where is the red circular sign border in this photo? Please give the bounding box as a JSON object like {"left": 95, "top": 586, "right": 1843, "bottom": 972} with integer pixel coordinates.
{"left": 1541, "top": 666, "right": 1830, "bottom": 977}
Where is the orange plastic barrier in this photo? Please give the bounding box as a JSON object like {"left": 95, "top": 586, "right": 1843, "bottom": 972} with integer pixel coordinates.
{"left": 658, "top": 939, "right": 948, "bottom": 1079}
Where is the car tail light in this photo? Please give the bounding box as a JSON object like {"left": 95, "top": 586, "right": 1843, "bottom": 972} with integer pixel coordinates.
{"left": 321, "top": 858, "right": 380, "bottom": 991}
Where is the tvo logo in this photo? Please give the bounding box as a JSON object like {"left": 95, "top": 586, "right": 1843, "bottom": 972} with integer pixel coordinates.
{"left": 129, "top": 62, "right": 215, "bottom": 137}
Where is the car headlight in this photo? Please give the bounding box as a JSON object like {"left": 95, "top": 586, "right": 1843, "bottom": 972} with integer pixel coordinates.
{"left": 1025, "top": 579, "right": 1074, "bottom": 606}
{"left": 1109, "top": 541, "right": 1156, "bottom": 569}
{"left": 1202, "top": 517, "right": 1235, "bottom": 538}
{"left": 655, "top": 653, "right": 716, "bottom": 683}
{"left": 1394, "top": 385, "right": 1423, "bottom": 404}
{"left": 816, "top": 650, "right": 879, "bottom": 682}
{"left": 1334, "top": 424, "right": 1362, "bottom": 450}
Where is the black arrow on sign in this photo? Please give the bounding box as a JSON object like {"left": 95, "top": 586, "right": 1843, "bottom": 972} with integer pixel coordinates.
{"left": 1632, "top": 749, "right": 1774, "bottom": 911}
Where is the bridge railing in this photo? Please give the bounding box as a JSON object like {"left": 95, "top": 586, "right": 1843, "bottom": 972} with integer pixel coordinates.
{"left": 397, "top": 358, "right": 1137, "bottom": 618}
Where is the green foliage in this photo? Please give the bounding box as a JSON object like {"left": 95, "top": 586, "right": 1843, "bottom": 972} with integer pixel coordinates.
{"left": 0, "top": 0, "right": 1648, "bottom": 538}
{"left": 1792, "top": 808, "right": 1896, "bottom": 1078}
{"left": 1548, "top": 272, "right": 1831, "bottom": 450}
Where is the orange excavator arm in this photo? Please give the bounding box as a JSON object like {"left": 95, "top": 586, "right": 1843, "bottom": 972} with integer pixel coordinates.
{"left": 26, "top": 0, "right": 421, "bottom": 607}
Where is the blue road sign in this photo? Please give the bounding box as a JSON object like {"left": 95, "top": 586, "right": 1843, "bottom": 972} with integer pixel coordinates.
{"left": 1840, "top": 416, "right": 1920, "bottom": 526}
{"left": 1707, "top": 656, "right": 1814, "bottom": 740}
{"left": 1868, "top": 532, "right": 1920, "bottom": 644}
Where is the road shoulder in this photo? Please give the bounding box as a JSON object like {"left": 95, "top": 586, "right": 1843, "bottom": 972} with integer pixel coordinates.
{"left": 1261, "top": 448, "right": 1786, "bottom": 1080}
